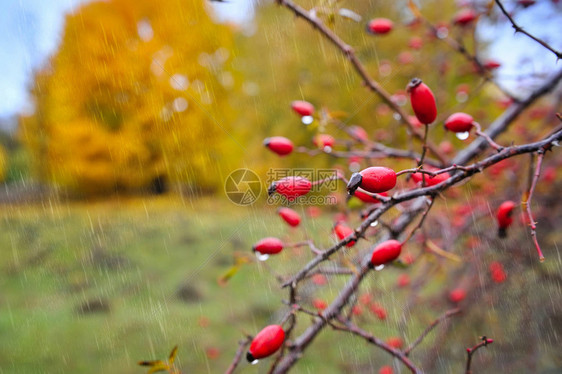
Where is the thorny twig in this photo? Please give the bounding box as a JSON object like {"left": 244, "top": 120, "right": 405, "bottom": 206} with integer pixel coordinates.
{"left": 495, "top": 0, "right": 562, "bottom": 60}
{"left": 404, "top": 308, "right": 462, "bottom": 356}
{"left": 465, "top": 336, "right": 494, "bottom": 374}
{"left": 523, "top": 150, "right": 546, "bottom": 261}
{"left": 225, "top": 337, "right": 252, "bottom": 374}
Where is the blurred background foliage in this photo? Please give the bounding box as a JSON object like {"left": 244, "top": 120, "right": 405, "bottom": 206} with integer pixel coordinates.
{"left": 18, "top": 0, "right": 240, "bottom": 196}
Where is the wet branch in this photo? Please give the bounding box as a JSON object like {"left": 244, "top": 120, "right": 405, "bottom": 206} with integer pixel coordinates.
{"left": 404, "top": 308, "right": 462, "bottom": 356}
{"left": 495, "top": 0, "right": 562, "bottom": 60}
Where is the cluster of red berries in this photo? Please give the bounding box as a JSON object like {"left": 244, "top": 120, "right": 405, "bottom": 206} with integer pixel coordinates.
{"left": 250, "top": 67, "right": 519, "bottom": 362}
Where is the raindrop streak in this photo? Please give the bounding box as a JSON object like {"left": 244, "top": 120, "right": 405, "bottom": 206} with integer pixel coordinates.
{"left": 374, "top": 264, "right": 385, "bottom": 271}
{"left": 456, "top": 131, "right": 470, "bottom": 140}
{"left": 256, "top": 253, "right": 270, "bottom": 261}
{"left": 251, "top": 360, "right": 259, "bottom": 365}
{"left": 370, "top": 220, "right": 379, "bottom": 227}
{"left": 301, "top": 116, "right": 313, "bottom": 125}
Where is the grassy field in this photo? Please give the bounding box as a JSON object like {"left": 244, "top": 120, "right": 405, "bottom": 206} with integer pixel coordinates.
{"left": 0, "top": 196, "right": 386, "bottom": 374}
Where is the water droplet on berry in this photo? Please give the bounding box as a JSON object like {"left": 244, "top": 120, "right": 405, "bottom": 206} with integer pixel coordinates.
{"left": 437, "top": 27, "right": 448, "bottom": 39}
{"left": 251, "top": 359, "right": 259, "bottom": 365}
{"left": 256, "top": 252, "right": 270, "bottom": 261}
{"left": 301, "top": 115, "right": 313, "bottom": 125}
{"left": 456, "top": 131, "right": 470, "bottom": 140}
{"left": 552, "top": 140, "right": 560, "bottom": 147}
{"left": 323, "top": 146, "right": 332, "bottom": 153}
{"left": 370, "top": 220, "right": 379, "bottom": 227}
{"left": 374, "top": 264, "right": 385, "bottom": 271}
{"left": 456, "top": 92, "right": 468, "bottom": 103}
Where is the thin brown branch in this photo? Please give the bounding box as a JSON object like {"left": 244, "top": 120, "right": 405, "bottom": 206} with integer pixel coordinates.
{"left": 495, "top": 0, "right": 562, "bottom": 60}
{"left": 225, "top": 336, "right": 252, "bottom": 374}
{"left": 523, "top": 150, "right": 546, "bottom": 261}
{"left": 465, "top": 336, "right": 494, "bottom": 374}
{"left": 404, "top": 308, "right": 461, "bottom": 356}
{"left": 472, "top": 122, "right": 504, "bottom": 151}
{"left": 401, "top": 197, "right": 435, "bottom": 245}
{"left": 334, "top": 317, "right": 422, "bottom": 373}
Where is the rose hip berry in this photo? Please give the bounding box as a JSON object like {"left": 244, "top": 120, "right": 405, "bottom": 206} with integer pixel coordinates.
{"left": 453, "top": 8, "right": 477, "bottom": 26}
{"left": 444, "top": 112, "right": 474, "bottom": 133}
{"left": 246, "top": 325, "right": 285, "bottom": 362}
{"left": 370, "top": 240, "right": 402, "bottom": 266}
{"left": 264, "top": 136, "right": 294, "bottom": 156}
{"left": 411, "top": 168, "right": 450, "bottom": 187}
{"left": 366, "top": 18, "right": 394, "bottom": 35}
{"left": 497, "top": 200, "right": 516, "bottom": 238}
{"left": 278, "top": 207, "right": 301, "bottom": 227}
{"left": 449, "top": 288, "right": 466, "bottom": 303}
{"left": 353, "top": 190, "right": 387, "bottom": 204}
{"left": 313, "top": 134, "right": 335, "bottom": 149}
{"left": 407, "top": 78, "right": 437, "bottom": 125}
{"left": 268, "top": 176, "right": 312, "bottom": 201}
{"left": 291, "top": 100, "right": 314, "bottom": 117}
{"left": 347, "top": 166, "right": 397, "bottom": 195}
{"left": 334, "top": 222, "right": 356, "bottom": 247}
{"left": 252, "top": 237, "right": 284, "bottom": 255}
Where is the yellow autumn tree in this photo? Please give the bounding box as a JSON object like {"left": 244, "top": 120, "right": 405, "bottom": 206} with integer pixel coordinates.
{"left": 20, "top": 0, "right": 238, "bottom": 195}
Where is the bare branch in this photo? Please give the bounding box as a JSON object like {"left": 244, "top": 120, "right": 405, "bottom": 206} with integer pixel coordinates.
{"left": 522, "top": 150, "right": 546, "bottom": 261}
{"left": 225, "top": 336, "right": 252, "bottom": 374}
{"left": 465, "top": 336, "right": 494, "bottom": 374}
{"left": 495, "top": 0, "right": 562, "bottom": 60}
{"left": 404, "top": 308, "right": 462, "bottom": 356}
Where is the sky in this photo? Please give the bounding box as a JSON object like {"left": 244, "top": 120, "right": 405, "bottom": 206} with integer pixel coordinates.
{"left": 0, "top": 0, "right": 559, "bottom": 128}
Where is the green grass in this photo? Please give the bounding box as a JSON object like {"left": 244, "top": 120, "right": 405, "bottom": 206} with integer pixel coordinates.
{"left": 0, "top": 196, "right": 368, "bottom": 374}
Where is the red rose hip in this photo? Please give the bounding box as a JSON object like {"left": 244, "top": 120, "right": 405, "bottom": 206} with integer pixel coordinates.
{"left": 453, "top": 8, "right": 477, "bottom": 26}
{"left": 264, "top": 136, "right": 294, "bottom": 156}
{"left": 367, "top": 18, "right": 394, "bottom": 35}
{"left": 252, "top": 237, "right": 284, "bottom": 255}
{"left": 411, "top": 167, "right": 450, "bottom": 186}
{"left": 247, "top": 325, "right": 285, "bottom": 361}
{"left": 334, "top": 222, "right": 356, "bottom": 247}
{"left": 444, "top": 112, "right": 474, "bottom": 133}
{"left": 496, "top": 200, "right": 516, "bottom": 238}
{"left": 353, "top": 190, "right": 387, "bottom": 204}
{"left": 407, "top": 78, "right": 437, "bottom": 125}
{"left": 291, "top": 100, "right": 314, "bottom": 116}
{"left": 278, "top": 207, "right": 301, "bottom": 227}
{"left": 268, "top": 176, "right": 312, "bottom": 201}
{"left": 449, "top": 288, "right": 466, "bottom": 303}
{"left": 313, "top": 134, "right": 335, "bottom": 149}
{"left": 370, "top": 240, "right": 402, "bottom": 266}
{"left": 347, "top": 166, "right": 397, "bottom": 195}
